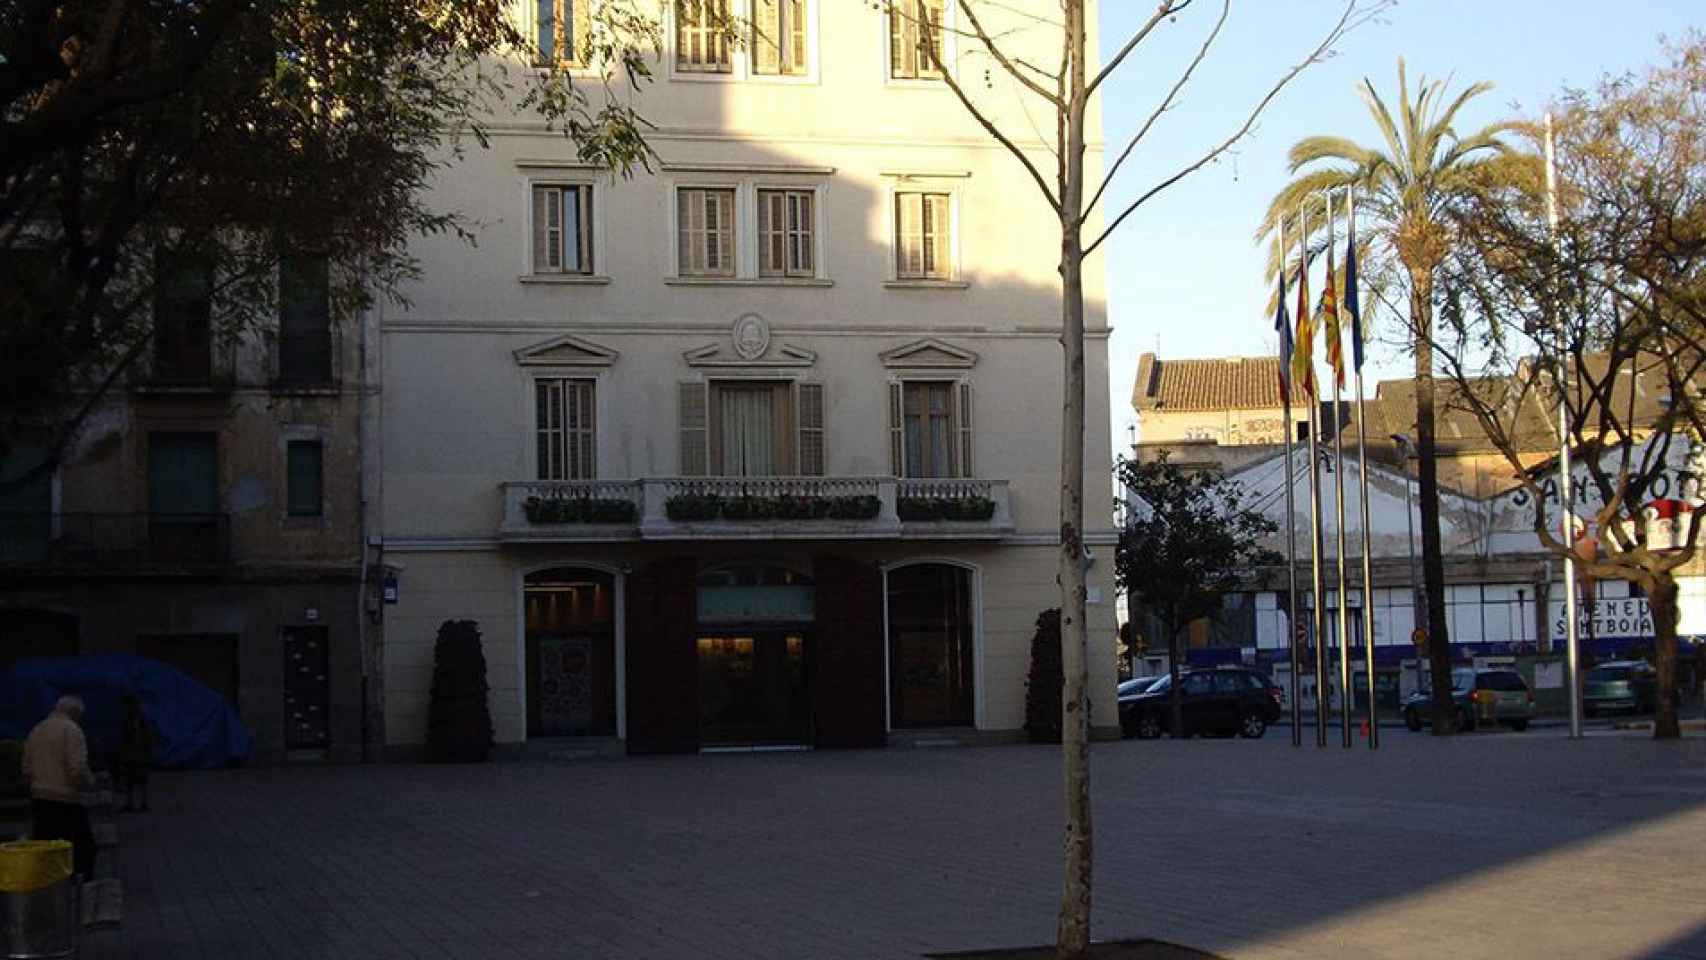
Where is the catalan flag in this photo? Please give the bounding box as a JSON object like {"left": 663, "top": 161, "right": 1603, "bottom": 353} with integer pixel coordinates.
{"left": 1322, "top": 234, "right": 1345, "bottom": 391}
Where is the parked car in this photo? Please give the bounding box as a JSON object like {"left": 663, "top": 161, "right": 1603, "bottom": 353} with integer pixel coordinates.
{"left": 1119, "top": 668, "right": 1283, "bottom": 740}
{"left": 1402, "top": 667, "right": 1535, "bottom": 732}
{"left": 1582, "top": 660, "right": 1685, "bottom": 716}
{"left": 1117, "top": 677, "right": 1160, "bottom": 698}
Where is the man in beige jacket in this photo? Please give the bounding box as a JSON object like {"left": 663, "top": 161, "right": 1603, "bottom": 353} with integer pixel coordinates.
{"left": 22, "top": 696, "right": 97, "bottom": 881}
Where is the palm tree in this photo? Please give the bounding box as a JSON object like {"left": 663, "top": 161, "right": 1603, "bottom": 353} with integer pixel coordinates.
{"left": 1258, "top": 61, "right": 1529, "bottom": 734}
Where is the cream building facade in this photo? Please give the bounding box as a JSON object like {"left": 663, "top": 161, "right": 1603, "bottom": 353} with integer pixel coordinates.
{"left": 374, "top": 0, "right": 1119, "bottom": 755}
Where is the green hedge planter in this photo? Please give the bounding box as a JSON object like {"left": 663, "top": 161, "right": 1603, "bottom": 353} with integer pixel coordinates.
{"left": 665, "top": 493, "right": 882, "bottom": 522}
{"left": 522, "top": 496, "right": 638, "bottom": 524}
{"left": 896, "top": 495, "right": 997, "bottom": 522}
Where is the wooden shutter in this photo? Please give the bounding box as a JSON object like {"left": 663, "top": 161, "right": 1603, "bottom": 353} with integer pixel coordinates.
{"left": 895, "top": 193, "right": 922, "bottom": 278}
{"left": 713, "top": 190, "right": 734, "bottom": 275}
{"left": 956, "top": 380, "right": 974, "bottom": 477}
{"left": 677, "top": 188, "right": 695, "bottom": 274}
{"left": 758, "top": 190, "right": 783, "bottom": 276}
{"left": 531, "top": 187, "right": 552, "bottom": 272}
{"left": 679, "top": 381, "right": 708, "bottom": 476}
{"left": 926, "top": 193, "right": 951, "bottom": 278}
{"left": 788, "top": 0, "right": 807, "bottom": 74}
{"left": 753, "top": 0, "right": 781, "bottom": 74}
{"left": 887, "top": 381, "right": 904, "bottom": 476}
{"left": 789, "top": 191, "right": 813, "bottom": 275}
{"left": 798, "top": 382, "right": 824, "bottom": 476}
{"left": 569, "top": 0, "right": 591, "bottom": 63}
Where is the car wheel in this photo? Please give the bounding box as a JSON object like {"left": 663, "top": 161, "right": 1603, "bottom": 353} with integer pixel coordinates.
{"left": 1455, "top": 707, "right": 1474, "bottom": 733}
{"left": 1135, "top": 713, "right": 1162, "bottom": 740}
{"left": 1404, "top": 708, "right": 1423, "bottom": 732}
{"left": 1507, "top": 719, "right": 1529, "bottom": 732}
{"left": 1238, "top": 711, "right": 1267, "bottom": 739}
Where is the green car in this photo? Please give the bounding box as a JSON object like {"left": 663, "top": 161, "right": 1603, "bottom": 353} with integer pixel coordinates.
{"left": 1583, "top": 660, "right": 1669, "bottom": 717}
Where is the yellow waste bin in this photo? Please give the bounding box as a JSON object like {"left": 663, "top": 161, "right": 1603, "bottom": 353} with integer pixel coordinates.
{"left": 0, "top": 841, "right": 76, "bottom": 959}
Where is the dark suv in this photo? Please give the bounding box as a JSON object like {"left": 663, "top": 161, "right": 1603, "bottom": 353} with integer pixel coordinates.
{"left": 1119, "top": 667, "right": 1283, "bottom": 740}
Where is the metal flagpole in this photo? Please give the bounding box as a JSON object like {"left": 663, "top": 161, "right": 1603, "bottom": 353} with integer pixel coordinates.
{"left": 1327, "top": 193, "right": 1353, "bottom": 748}
{"left": 1279, "top": 220, "right": 1303, "bottom": 747}
{"left": 1546, "top": 112, "right": 1584, "bottom": 739}
{"left": 1299, "top": 204, "right": 1328, "bottom": 749}
{"left": 1349, "top": 188, "right": 1379, "bottom": 749}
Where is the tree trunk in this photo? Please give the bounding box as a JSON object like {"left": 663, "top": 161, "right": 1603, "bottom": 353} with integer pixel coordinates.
{"left": 1168, "top": 623, "right": 1184, "bottom": 739}
{"left": 1411, "top": 276, "right": 1455, "bottom": 734}
{"left": 1054, "top": 6, "right": 1091, "bottom": 956}
{"left": 1648, "top": 573, "right": 1681, "bottom": 739}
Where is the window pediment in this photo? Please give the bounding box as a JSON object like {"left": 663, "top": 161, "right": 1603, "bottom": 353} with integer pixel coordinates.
{"left": 880, "top": 338, "right": 978, "bottom": 370}
{"left": 513, "top": 334, "right": 618, "bottom": 367}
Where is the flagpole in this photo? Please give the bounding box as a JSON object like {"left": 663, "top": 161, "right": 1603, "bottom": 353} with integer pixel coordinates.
{"left": 1279, "top": 220, "right": 1303, "bottom": 747}
{"left": 1299, "top": 203, "right": 1328, "bottom": 749}
{"left": 1326, "top": 191, "right": 1352, "bottom": 749}
{"left": 1546, "top": 111, "right": 1583, "bottom": 740}
{"left": 1349, "top": 187, "right": 1379, "bottom": 750}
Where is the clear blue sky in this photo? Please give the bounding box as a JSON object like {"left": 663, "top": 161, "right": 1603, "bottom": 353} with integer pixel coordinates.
{"left": 1096, "top": 0, "right": 1703, "bottom": 453}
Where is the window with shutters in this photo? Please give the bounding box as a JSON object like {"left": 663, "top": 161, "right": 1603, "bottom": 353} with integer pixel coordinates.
{"left": 677, "top": 187, "right": 737, "bottom": 277}
{"left": 278, "top": 254, "right": 333, "bottom": 384}
{"left": 152, "top": 247, "right": 215, "bottom": 383}
{"left": 887, "top": 0, "right": 946, "bottom": 80}
{"left": 531, "top": 184, "right": 594, "bottom": 275}
{"left": 752, "top": 0, "right": 808, "bottom": 76}
{"left": 894, "top": 192, "right": 953, "bottom": 280}
{"left": 536, "top": 379, "right": 597, "bottom": 480}
{"left": 890, "top": 380, "right": 973, "bottom": 478}
{"left": 797, "top": 383, "right": 824, "bottom": 476}
{"left": 680, "top": 381, "right": 816, "bottom": 476}
{"left": 534, "top": 0, "right": 592, "bottom": 65}
{"left": 286, "top": 440, "right": 324, "bottom": 517}
{"left": 758, "top": 189, "right": 814, "bottom": 277}
{"left": 675, "top": 0, "right": 732, "bottom": 73}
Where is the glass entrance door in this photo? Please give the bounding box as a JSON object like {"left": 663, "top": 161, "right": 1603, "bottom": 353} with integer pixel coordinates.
{"left": 697, "top": 632, "right": 810, "bottom": 745}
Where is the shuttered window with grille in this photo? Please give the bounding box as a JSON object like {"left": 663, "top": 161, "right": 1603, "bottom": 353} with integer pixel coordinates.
{"left": 536, "top": 379, "right": 597, "bottom": 480}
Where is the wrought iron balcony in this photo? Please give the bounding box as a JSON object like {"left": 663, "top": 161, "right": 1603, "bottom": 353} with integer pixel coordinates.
{"left": 498, "top": 477, "right": 1012, "bottom": 543}
{"left": 268, "top": 328, "right": 342, "bottom": 390}
{"left": 0, "top": 512, "right": 231, "bottom": 569}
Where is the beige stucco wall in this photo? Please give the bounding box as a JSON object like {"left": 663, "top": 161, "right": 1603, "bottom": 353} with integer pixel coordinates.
{"left": 1137, "top": 406, "right": 1307, "bottom": 448}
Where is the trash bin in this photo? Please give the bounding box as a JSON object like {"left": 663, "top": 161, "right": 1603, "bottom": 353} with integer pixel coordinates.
{"left": 0, "top": 840, "right": 76, "bottom": 959}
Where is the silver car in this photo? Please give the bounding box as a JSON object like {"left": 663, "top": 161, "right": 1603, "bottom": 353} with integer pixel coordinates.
{"left": 1402, "top": 667, "right": 1535, "bottom": 732}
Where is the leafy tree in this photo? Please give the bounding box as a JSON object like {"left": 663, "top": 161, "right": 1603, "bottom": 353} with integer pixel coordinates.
{"left": 0, "top": 0, "right": 664, "bottom": 487}
{"left": 1117, "top": 455, "right": 1281, "bottom": 737}
{"left": 887, "top": 2, "right": 1380, "bottom": 953}
{"left": 1257, "top": 63, "right": 1531, "bottom": 734}
{"left": 1436, "top": 38, "right": 1706, "bottom": 739}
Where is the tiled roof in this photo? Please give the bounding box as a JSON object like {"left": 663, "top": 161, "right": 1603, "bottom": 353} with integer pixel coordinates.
{"left": 1133, "top": 353, "right": 1282, "bottom": 412}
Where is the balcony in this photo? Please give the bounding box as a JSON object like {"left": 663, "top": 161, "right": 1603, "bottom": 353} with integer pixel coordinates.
{"left": 268, "top": 328, "right": 342, "bottom": 392}
{"left": 132, "top": 341, "right": 236, "bottom": 395}
{"left": 0, "top": 513, "right": 231, "bottom": 570}
{"left": 497, "top": 477, "right": 1013, "bottom": 543}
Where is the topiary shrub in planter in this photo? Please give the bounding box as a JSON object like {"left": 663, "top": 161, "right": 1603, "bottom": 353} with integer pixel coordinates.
{"left": 665, "top": 493, "right": 882, "bottom": 521}
{"left": 523, "top": 496, "right": 637, "bottom": 524}
{"left": 665, "top": 493, "right": 723, "bottom": 521}
{"left": 1024, "top": 608, "right": 1064, "bottom": 744}
{"left": 897, "top": 495, "right": 997, "bottom": 522}
{"left": 426, "top": 619, "right": 494, "bottom": 763}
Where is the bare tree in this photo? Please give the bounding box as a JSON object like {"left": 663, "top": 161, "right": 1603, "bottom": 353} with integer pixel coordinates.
{"left": 888, "top": 1, "right": 1384, "bottom": 954}
{"left": 1436, "top": 39, "right": 1706, "bottom": 740}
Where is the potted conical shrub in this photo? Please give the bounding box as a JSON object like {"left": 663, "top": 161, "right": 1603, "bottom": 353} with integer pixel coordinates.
{"left": 1024, "top": 608, "right": 1064, "bottom": 744}
{"left": 426, "top": 619, "right": 494, "bottom": 762}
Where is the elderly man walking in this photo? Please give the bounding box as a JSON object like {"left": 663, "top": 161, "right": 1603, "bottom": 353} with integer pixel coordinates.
{"left": 22, "top": 696, "right": 97, "bottom": 882}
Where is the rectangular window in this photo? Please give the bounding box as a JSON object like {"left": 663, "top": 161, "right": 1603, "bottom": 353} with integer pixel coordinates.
{"left": 753, "top": 0, "right": 807, "bottom": 76}
{"left": 532, "top": 184, "right": 594, "bottom": 274}
{"left": 153, "top": 249, "right": 214, "bottom": 383}
{"left": 279, "top": 255, "right": 332, "bottom": 384}
{"left": 902, "top": 382, "right": 956, "bottom": 478}
{"left": 147, "top": 432, "right": 221, "bottom": 562}
{"left": 709, "top": 382, "right": 794, "bottom": 476}
{"left": 536, "top": 379, "right": 597, "bottom": 480}
{"left": 535, "top": 0, "right": 590, "bottom": 64}
{"left": 676, "top": 0, "right": 732, "bottom": 73}
{"left": 677, "top": 188, "right": 737, "bottom": 277}
{"left": 888, "top": 0, "right": 944, "bottom": 80}
{"left": 286, "top": 440, "right": 324, "bottom": 517}
{"left": 895, "top": 192, "right": 952, "bottom": 280}
{"left": 757, "top": 189, "right": 814, "bottom": 277}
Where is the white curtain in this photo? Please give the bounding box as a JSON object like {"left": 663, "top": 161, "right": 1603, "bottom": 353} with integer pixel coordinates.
{"left": 720, "top": 387, "right": 775, "bottom": 476}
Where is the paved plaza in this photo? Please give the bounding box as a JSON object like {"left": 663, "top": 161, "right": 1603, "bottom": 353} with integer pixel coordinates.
{"left": 83, "top": 729, "right": 1706, "bottom": 959}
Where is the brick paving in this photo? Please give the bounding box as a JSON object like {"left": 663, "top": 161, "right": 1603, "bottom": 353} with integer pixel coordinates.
{"left": 79, "top": 730, "right": 1706, "bottom": 959}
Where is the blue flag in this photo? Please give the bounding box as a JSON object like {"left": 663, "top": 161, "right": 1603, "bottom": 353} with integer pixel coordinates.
{"left": 1346, "top": 203, "right": 1363, "bottom": 371}
{"left": 1275, "top": 251, "right": 1293, "bottom": 405}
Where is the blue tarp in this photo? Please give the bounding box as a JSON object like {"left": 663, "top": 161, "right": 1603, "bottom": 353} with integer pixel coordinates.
{"left": 0, "top": 656, "right": 250, "bottom": 769}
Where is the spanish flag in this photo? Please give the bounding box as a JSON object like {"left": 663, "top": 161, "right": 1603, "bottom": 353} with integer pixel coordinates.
{"left": 1291, "top": 218, "right": 1314, "bottom": 399}
{"left": 1322, "top": 238, "right": 1345, "bottom": 391}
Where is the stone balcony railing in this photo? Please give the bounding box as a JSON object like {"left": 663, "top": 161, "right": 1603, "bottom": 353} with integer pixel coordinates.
{"left": 498, "top": 476, "right": 1013, "bottom": 542}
